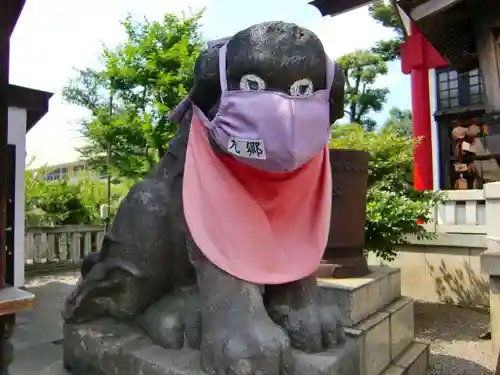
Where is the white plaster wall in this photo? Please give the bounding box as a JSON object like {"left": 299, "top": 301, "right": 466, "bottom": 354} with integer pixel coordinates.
{"left": 7, "top": 107, "right": 26, "bottom": 287}
{"left": 368, "top": 241, "right": 488, "bottom": 307}
{"left": 428, "top": 68, "right": 440, "bottom": 190}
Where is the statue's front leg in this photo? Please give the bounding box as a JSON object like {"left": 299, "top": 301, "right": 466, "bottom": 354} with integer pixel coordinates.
{"left": 190, "top": 244, "right": 293, "bottom": 375}
{"left": 265, "top": 275, "right": 344, "bottom": 353}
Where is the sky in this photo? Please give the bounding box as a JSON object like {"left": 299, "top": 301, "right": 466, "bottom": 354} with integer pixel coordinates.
{"left": 10, "top": 0, "right": 411, "bottom": 168}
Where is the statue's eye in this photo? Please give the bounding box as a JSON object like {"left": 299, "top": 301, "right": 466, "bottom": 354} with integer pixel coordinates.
{"left": 290, "top": 78, "right": 314, "bottom": 97}
{"left": 240, "top": 74, "right": 266, "bottom": 91}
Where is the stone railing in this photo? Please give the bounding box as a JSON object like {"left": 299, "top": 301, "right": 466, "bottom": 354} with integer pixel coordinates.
{"left": 427, "top": 189, "right": 486, "bottom": 234}
{"left": 25, "top": 225, "right": 104, "bottom": 271}
{"left": 369, "top": 187, "right": 495, "bottom": 309}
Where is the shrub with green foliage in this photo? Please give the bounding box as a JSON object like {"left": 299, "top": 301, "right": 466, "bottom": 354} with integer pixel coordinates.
{"left": 25, "top": 166, "right": 128, "bottom": 227}
{"left": 330, "top": 124, "right": 443, "bottom": 261}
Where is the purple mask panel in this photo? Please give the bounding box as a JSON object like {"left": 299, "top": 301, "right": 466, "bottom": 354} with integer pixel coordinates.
{"left": 193, "top": 43, "right": 336, "bottom": 173}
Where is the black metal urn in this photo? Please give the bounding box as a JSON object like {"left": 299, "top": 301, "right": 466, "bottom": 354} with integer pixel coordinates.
{"left": 316, "top": 149, "right": 370, "bottom": 279}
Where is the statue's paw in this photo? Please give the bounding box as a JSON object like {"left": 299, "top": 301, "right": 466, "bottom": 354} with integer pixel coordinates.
{"left": 317, "top": 305, "right": 345, "bottom": 348}
{"left": 138, "top": 288, "right": 201, "bottom": 350}
{"left": 269, "top": 304, "right": 344, "bottom": 352}
{"left": 138, "top": 298, "right": 184, "bottom": 349}
{"left": 201, "top": 317, "right": 293, "bottom": 375}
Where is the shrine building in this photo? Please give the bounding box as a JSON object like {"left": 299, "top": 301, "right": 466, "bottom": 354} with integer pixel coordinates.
{"left": 1, "top": 1, "right": 53, "bottom": 288}
{"left": 311, "top": 0, "right": 500, "bottom": 192}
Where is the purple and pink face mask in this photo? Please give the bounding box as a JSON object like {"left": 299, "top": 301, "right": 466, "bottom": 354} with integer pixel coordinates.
{"left": 174, "top": 43, "right": 337, "bottom": 173}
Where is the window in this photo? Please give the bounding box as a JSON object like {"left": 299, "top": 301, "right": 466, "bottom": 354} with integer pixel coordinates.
{"left": 45, "top": 168, "right": 61, "bottom": 181}
{"left": 468, "top": 69, "right": 482, "bottom": 105}
{"left": 436, "top": 68, "right": 484, "bottom": 110}
{"left": 438, "top": 70, "right": 459, "bottom": 109}
{"left": 44, "top": 167, "right": 69, "bottom": 181}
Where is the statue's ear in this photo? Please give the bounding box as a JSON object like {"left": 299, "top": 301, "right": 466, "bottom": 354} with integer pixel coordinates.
{"left": 329, "top": 63, "right": 345, "bottom": 124}
{"left": 190, "top": 46, "right": 222, "bottom": 119}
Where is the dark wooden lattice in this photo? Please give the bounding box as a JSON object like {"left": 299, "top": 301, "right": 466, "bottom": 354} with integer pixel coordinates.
{"left": 397, "top": 0, "right": 479, "bottom": 72}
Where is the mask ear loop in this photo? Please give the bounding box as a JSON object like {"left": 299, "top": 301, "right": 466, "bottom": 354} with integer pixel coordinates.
{"left": 169, "top": 93, "right": 192, "bottom": 124}
{"left": 218, "top": 43, "right": 229, "bottom": 93}
{"left": 170, "top": 41, "right": 230, "bottom": 125}
{"left": 325, "top": 56, "right": 336, "bottom": 89}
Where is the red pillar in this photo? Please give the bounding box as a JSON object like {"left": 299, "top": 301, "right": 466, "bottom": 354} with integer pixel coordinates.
{"left": 411, "top": 68, "right": 433, "bottom": 191}
{"left": 400, "top": 23, "right": 447, "bottom": 191}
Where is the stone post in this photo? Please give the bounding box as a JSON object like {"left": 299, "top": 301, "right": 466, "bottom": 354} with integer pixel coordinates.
{"left": 480, "top": 182, "right": 500, "bottom": 355}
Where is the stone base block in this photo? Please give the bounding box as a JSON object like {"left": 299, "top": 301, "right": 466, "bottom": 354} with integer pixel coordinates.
{"left": 62, "top": 319, "right": 360, "bottom": 375}
{"left": 386, "top": 298, "right": 415, "bottom": 362}
{"left": 317, "top": 267, "right": 425, "bottom": 375}
{"left": 344, "top": 297, "right": 415, "bottom": 375}
{"left": 318, "top": 266, "right": 401, "bottom": 326}
{"left": 380, "top": 340, "right": 430, "bottom": 375}
{"left": 40, "top": 361, "right": 75, "bottom": 375}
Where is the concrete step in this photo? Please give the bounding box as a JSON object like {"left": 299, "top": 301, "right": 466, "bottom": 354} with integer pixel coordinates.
{"left": 318, "top": 266, "right": 401, "bottom": 326}
{"left": 380, "top": 340, "right": 430, "bottom": 375}
{"left": 344, "top": 297, "right": 415, "bottom": 375}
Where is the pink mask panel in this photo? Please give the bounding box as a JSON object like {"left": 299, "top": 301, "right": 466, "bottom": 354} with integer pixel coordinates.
{"left": 180, "top": 43, "right": 335, "bottom": 284}
{"left": 182, "top": 113, "right": 332, "bottom": 284}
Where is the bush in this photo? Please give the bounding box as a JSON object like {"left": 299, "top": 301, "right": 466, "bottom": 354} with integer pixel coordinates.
{"left": 330, "top": 124, "right": 443, "bottom": 261}
{"left": 25, "top": 166, "right": 128, "bottom": 227}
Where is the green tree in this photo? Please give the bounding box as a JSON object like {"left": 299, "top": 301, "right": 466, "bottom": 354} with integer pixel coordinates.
{"left": 382, "top": 107, "right": 412, "bottom": 137}
{"left": 369, "top": 0, "right": 405, "bottom": 61}
{"left": 63, "top": 11, "right": 204, "bottom": 180}
{"left": 330, "top": 124, "right": 441, "bottom": 261}
{"left": 338, "top": 50, "right": 390, "bottom": 131}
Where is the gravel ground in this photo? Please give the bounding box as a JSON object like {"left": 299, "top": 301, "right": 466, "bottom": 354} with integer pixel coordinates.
{"left": 415, "top": 302, "right": 495, "bottom": 374}
{"left": 24, "top": 273, "right": 498, "bottom": 374}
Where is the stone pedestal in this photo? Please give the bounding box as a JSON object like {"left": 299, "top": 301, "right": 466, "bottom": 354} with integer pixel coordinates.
{"left": 489, "top": 276, "right": 500, "bottom": 358}
{"left": 480, "top": 181, "right": 500, "bottom": 355}
{"left": 54, "top": 266, "right": 427, "bottom": 375}
{"left": 61, "top": 320, "right": 359, "bottom": 375}
{"left": 318, "top": 266, "right": 430, "bottom": 375}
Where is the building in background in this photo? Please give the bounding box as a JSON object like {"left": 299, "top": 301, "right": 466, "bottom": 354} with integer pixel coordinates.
{"left": 27, "top": 160, "right": 106, "bottom": 182}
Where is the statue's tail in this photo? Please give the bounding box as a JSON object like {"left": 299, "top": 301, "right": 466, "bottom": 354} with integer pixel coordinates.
{"left": 63, "top": 235, "right": 155, "bottom": 324}
{"left": 63, "top": 256, "right": 146, "bottom": 324}
{"left": 79, "top": 234, "right": 111, "bottom": 278}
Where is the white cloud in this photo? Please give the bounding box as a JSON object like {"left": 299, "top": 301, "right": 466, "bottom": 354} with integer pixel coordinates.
{"left": 308, "top": 6, "right": 396, "bottom": 59}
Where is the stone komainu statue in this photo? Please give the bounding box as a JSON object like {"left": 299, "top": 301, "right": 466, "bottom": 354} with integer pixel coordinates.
{"left": 63, "top": 21, "right": 348, "bottom": 375}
